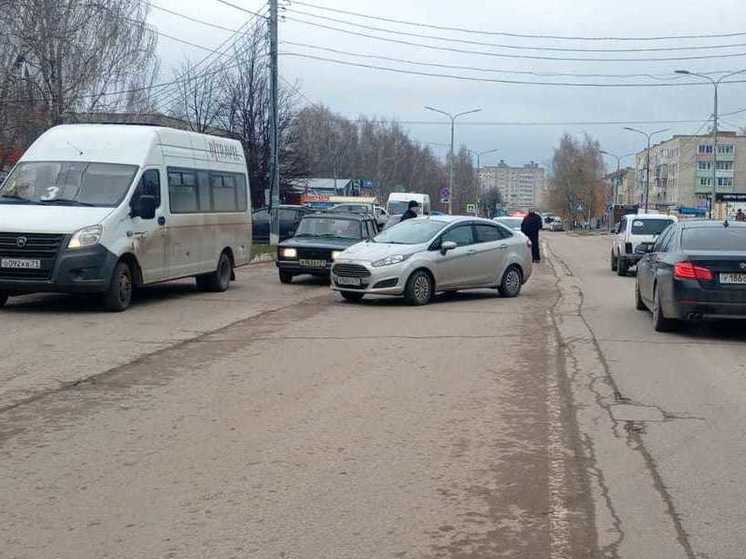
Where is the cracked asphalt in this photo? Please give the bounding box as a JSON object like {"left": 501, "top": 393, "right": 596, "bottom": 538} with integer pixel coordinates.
{"left": 1, "top": 233, "right": 745, "bottom": 558}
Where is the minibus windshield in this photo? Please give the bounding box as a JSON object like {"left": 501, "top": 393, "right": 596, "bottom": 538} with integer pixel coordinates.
{"left": 0, "top": 161, "right": 138, "bottom": 207}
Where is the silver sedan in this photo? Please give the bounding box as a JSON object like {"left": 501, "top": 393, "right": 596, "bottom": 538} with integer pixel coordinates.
{"left": 331, "top": 215, "right": 533, "bottom": 305}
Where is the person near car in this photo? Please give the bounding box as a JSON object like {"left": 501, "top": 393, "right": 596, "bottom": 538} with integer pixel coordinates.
{"left": 400, "top": 200, "right": 420, "bottom": 222}
{"left": 736, "top": 209, "right": 746, "bottom": 222}
{"left": 521, "top": 209, "right": 543, "bottom": 263}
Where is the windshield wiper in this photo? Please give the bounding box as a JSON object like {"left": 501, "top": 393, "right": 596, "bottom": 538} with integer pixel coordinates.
{"left": 0, "top": 194, "right": 41, "bottom": 204}
{"left": 39, "top": 198, "right": 96, "bottom": 207}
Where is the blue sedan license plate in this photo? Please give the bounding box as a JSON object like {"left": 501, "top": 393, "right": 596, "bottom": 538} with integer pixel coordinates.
{"left": 720, "top": 273, "right": 746, "bottom": 285}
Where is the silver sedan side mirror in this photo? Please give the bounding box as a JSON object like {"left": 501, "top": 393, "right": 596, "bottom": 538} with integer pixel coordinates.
{"left": 440, "top": 240, "right": 457, "bottom": 255}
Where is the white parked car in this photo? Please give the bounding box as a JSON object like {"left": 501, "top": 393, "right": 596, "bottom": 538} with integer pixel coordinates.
{"left": 611, "top": 212, "right": 677, "bottom": 276}
{"left": 331, "top": 215, "right": 533, "bottom": 305}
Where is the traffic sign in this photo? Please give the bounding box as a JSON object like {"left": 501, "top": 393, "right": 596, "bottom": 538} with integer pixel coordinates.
{"left": 439, "top": 186, "right": 449, "bottom": 203}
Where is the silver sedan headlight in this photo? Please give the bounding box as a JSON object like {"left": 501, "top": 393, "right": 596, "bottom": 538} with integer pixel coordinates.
{"left": 372, "top": 254, "right": 410, "bottom": 267}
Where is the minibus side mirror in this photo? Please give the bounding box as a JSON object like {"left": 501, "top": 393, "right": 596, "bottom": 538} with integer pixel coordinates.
{"left": 131, "top": 195, "right": 157, "bottom": 220}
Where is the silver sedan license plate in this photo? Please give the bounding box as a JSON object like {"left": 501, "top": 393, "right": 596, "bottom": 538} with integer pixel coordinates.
{"left": 720, "top": 273, "right": 746, "bottom": 285}
{"left": 1, "top": 258, "right": 41, "bottom": 270}
{"left": 299, "top": 259, "right": 326, "bottom": 269}
{"left": 337, "top": 276, "right": 361, "bottom": 286}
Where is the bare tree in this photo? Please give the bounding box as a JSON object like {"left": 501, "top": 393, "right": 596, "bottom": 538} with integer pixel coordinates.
{"left": 0, "top": 0, "right": 158, "bottom": 169}
{"left": 548, "top": 133, "right": 605, "bottom": 227}
{"left": 170, "top": 60, "right": 224, "bottom": 133}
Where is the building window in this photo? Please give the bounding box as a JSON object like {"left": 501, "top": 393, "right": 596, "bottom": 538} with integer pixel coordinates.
{"left": 698, "top": 161, "right": 711, "bottom": 170}
{"left": 698, "top": 144, "right": 713, "bottom": 154}
{"left": 718, "top": 144, "right": 734, "bottom": 155}
{"left": 718, "top": 177, "right": 733, "bottom": 187}
{"left": 717, "top": 160, "right": 733, "bottom": 170}
{"left": 700, "top": 177, "right": 711, "bottom": 187}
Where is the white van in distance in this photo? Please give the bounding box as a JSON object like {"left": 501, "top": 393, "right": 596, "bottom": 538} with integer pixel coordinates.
{"left": 386, "top": 192, "right": 431, "bottom": 217}
{"left": 0, "top": 124, "right": 252, "bottom": 311}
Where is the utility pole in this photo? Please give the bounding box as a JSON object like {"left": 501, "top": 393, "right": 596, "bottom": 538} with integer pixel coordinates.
{"left": 623, "top": 127, "right": 669, "bottom": 213}
{"left": 424, "top": 106, "right": 481, "bottom": 214}
{"left": 675, "top": 69, "right": 746, "bottom": 219}
{"left": 269, "top": 0, "right": 280, "bottom": 245}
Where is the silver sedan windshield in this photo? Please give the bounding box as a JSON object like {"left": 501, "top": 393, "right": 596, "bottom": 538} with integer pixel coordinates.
{"left": 374, "top": 219, "right": 447, "bottom": 244}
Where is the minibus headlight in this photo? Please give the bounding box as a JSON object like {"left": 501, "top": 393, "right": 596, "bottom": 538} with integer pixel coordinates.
{"left": 331, "top": 250, "right": 342, "bottom": 261}
{"left": 280, "top": 247, "right": 297, "bottom": 259}
{"left": 68, "top": 225, "right": 103, "bottom": 249}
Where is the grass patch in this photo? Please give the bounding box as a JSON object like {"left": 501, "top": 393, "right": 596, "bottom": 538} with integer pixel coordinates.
{"left": 252, "top": 243, "right": 276, "bottom": 258}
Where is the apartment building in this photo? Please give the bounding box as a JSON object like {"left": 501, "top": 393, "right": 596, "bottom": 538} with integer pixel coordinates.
{"left": 479, "top": 160, "right": 545, "bottom": 211}
{"left": 605, "top": 167, "right": 638, "bottom": 206}
{"left": 633, "top": 131, "right": 746, "bottom": 218}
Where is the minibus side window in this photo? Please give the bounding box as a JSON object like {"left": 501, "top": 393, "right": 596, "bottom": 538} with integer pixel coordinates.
{"left": 167, "top": 168, "right": 199, "bottom": 213}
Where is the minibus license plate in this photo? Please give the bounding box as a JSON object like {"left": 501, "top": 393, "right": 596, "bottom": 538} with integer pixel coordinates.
{"left": 337, "top": 277, "right": 361, "bottom": 287}
{"left": 720, "top": 273, "right": 746, "bottom": 285}
{"left": 1, "top": 258, "right": 41, "bottom": 270}
{"left": 300, "top": 259, "right": 326, "bottom": 269}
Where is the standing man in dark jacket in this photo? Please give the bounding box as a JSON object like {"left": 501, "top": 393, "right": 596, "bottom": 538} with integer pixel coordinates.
{"left": 400, "top": 200, "right": 420, "bottom": 222}
{"left": 521, "top": 210, "right": 543, "bottom": 263}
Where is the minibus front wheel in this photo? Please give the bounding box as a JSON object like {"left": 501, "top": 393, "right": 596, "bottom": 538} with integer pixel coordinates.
{"left": 103, "top": 261, "right": 134, "bottom": 312}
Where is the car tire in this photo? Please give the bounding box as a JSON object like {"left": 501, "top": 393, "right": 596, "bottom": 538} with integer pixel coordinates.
{"left": 197, "top": 252, "right": 232, "bottom": 292}
{"left": 103, "top": 261, "right": 134, "bottom": 312}
{"left": 653, "top": 284, "right": 677, "bottom": 332}
{"left": 279, "top": 271, "right": 294, "bottom": 284}
{"left": 404, "top": 270, "right": 433, "bottom": 306}
{"left": 635, "top": 280, "right": 647, "bottom": 311}
{"left": 0, "top": 291, "right": 8, "bottom": 308}
{"left": 498, "top": 265, "right": 523, "bottom": 298}
{"left": 340, "top": 291, "right": 364, "bottom": 303}
{"left": 617, "top": 257, "right": 628, "bottom": 277}
{"left": 611, "top": 251, "right": 618, "bottom": 272}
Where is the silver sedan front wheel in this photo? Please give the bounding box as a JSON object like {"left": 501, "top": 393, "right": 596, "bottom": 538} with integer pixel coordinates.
{"left": 498, "top": 266, "right": 522, "bottom": 298}
{"left": 405, "top": 270, "right": 433, "bottom": 306}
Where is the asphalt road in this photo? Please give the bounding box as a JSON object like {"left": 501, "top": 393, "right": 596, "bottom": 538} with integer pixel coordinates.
{"left": 547, "top": 232, "right": 746, "bottom": 559}
{"left": 2, "top": 234, "right": 745, "bottom": 558}
{"left": 0, "top": 256, "right": 593, "bottom": 559}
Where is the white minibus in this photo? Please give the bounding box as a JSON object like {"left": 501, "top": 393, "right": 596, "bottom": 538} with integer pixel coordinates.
{"left": 0, "top": 124, "right": 252, "bottom": 311}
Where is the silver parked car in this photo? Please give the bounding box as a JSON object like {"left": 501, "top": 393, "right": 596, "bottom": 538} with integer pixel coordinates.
{"left": 331, "top": 215, "right": 533, "bottom": 305}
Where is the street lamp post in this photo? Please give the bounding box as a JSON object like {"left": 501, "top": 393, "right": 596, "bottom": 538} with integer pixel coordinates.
{"left": 600, "top": 150, "right": 636, "bottom": 205}
{"left": 469, "top": 148, "right": 498, "bottom": 217}
{"left": 424, "top": 106, "right": 482, "bottom": 214}
{"left": 675, "top": 69, "right": 746, "bottom": 218}
{"left": 623, "top": 127, "right": 670, "bottom": 213}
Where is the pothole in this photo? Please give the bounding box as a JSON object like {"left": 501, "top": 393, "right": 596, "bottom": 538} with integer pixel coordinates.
{"left": 610, "top": 404, "right": 665, "bottom": 422}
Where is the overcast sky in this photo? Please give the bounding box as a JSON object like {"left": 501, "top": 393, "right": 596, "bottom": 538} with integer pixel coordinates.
{"left": 150, "top": 0, "right": 746, "bottom": 171}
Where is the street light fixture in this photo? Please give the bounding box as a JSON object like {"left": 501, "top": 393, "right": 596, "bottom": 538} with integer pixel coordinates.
{"left": 674, "top": 69, "right": 746, "bottom": 218}
{"left": 425, "top": 106, "right": 482, "bottom": 214}
{"left": 623, "top": 127, "right": 670, "bottom": 213}
{"left": 600, "top": 150, "right": 636, "bottom": 230}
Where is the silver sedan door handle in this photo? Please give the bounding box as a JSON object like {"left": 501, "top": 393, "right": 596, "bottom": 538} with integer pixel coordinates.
{"left": 498, "top": 244, "right": 508, "bottom": 249}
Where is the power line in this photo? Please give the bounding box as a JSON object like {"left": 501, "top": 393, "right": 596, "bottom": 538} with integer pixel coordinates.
{"left": 148, "top": 3, "right": 239, "bottom": 32}
{"left": 214, "top": 0, "right": 267, "bottom": 19}
{"left": 284, "top": 16, "right": 746, "bottom": 63}
{"left": 155, "top": 28, "right": 233, "bottom": 54}
{"left": 280, "top": 40, "right": 717, "bottom": 81}
{"left": 280, "top": 51, "right": 746, "bottom": 87}
{"left": 151, "top": 5, "right": 268, "bottom": 110}
{"left": 286, "top": 7, "right": 746, "bottom": 54}
{"left": 289, "top": 0, "right": 746, "bottom": 42}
